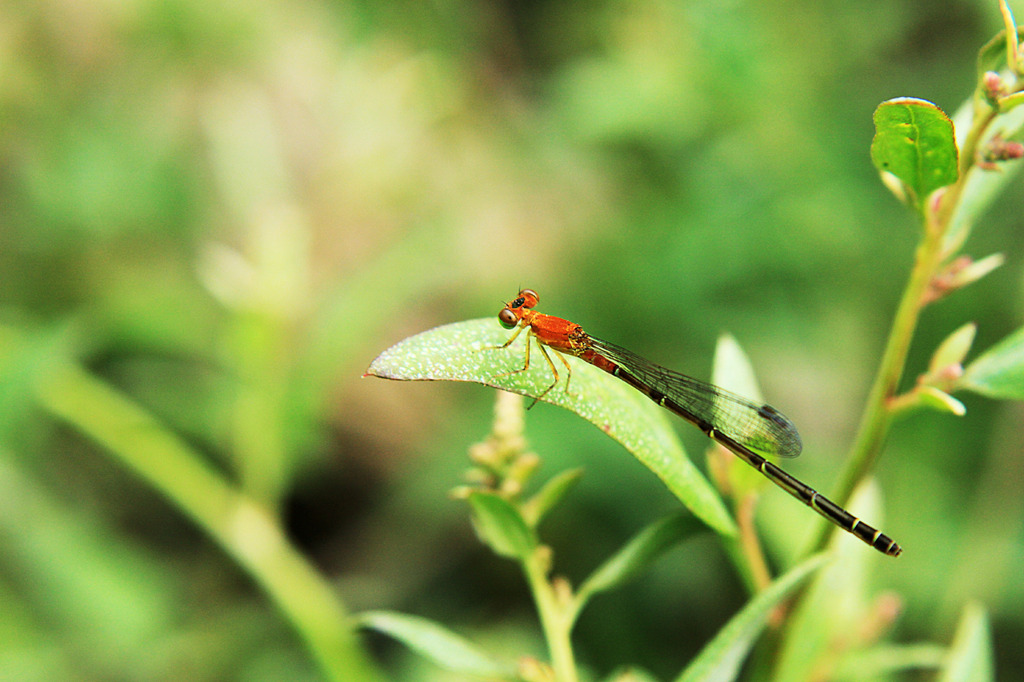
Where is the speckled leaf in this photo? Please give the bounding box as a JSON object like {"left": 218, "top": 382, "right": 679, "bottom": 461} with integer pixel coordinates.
{"left": 366, "top": 319, "right": 736, "bottom": 538}
{"left": 871, "top": 98, "right": 959, "bottom": 208}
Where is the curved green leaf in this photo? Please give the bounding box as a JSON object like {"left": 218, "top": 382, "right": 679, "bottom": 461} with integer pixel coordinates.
{"left": 917, "top": 386, "right": 966, "bottom": 416}
{"left": 673, "top": 553, "right": 829, "bottom": 682}
{"left": 522, "top": 467, "right": 585, "bottom": 528}
{"left": 356, "top": 610, "right": 515, "bottom": 679}
{"left": 946, "top": 98, "right": 1024, "bottom": 253}
{"left": 575, "top": 513, "right": 702, "bottom": 615}
{"left": 976, "top": 28, "right": 1024, "bottom": 79}
{"left": 929, "top": 322, "right": 977, "bottom": 375}
{"left": 467, "top": 491, "right": 536, "bottom": 560}
{"left": 871, "top": 98, "right": 959, "bottom": 207}
{"left": 960, "top": 324, "right": 1024, "bottom": 399}
{"left": 833, "top": 643, "right": 946, "bottom": 679}
{"left": 710, "top": 334, "right": 772, "bottom": 497}
{"left": 366, "top": 319, "right": 736, "bottom": 537}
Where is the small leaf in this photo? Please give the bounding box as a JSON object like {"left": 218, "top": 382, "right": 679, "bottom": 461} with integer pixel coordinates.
{"left": 367, "top": 319, "right": 737, "bottom": 537}
{"left": 961, "top": 325, "right": 1024, "bottom": 399}
{"left": 871, "top": 98, "right": 959, "bottom": 208}
{"left": 521, "top": 468, "right": 584, "bottom": 528}
{"left": 833, "top": 643, "right": 946, "bottom": 678}
{"left": 949, "top": 254, "right": 1005, "bottom": 291}
{"left": 929, "top": 323, "right": 977, "bottom": 376}
{"left": 944, "top": 99, "right": 1024, "bottom": 251}
{"left": 710, "top": 335, "right": 773, "bottom": 497}
{"left": 976, "top": 28, "right": 1024, "bottom": 78}
{"left": 467, "top": 491, "right": 536, "bottom": 560}
{"left": 938, "top": 601, "right": 994, "bottom": 682}
{"left": 356, "top": 610, "right": 515, "bottom": 678}
{"left": 998, "top": 90, "right": 1024, "bottom": 113}
{"left": 673, "top": 553, "right": 829, "bottom": 682}
{"left": 917, "top": 386, "right": 966, "bottom": 416}
{"left": 711, "top": 334, "right": 765, "bottom": 402}
{"left": 576, "top": 513, "right": 702, "bottom": 612}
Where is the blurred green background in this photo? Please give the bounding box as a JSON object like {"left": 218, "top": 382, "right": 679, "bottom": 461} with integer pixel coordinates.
{"left": 2, "top": 0, "right": 1023, "bottom": 679}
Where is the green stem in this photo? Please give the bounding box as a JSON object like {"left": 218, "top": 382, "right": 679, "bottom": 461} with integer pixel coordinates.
{"left": 809, "top": 101, "right": 1000, "bottom": 555}
{"left": 523, "top": 550, "right": 578, "bottom": 682}
{"left": 832, "top": 234, "right": 941, "bottom": 505}
{"left": 35, "top": 363, "right": 382, "bottom": 682}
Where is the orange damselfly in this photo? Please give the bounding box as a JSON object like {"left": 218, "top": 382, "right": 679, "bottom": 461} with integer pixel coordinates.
{"left": 491, "top": 289, "right": 902, "bottom": 557}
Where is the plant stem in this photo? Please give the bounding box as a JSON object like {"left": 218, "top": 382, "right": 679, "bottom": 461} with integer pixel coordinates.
{"left": 736, "top": 495, "right": 772, "bottom": 592}
{"left": 35, "top": 363, "right": 381, "bottom": 682}
{"left": 809, "top": 100, "right": 1000, "bottom": 555}
{"left": 523, "top": 550, "right": 578, "bottom": 682}
{"left": 834, "top": 235, "right": 942, "bottom": 502}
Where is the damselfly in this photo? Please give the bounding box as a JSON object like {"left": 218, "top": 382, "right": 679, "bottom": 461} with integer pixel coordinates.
{"left": 491, "top": 289, "right": 901, "bottom": 557}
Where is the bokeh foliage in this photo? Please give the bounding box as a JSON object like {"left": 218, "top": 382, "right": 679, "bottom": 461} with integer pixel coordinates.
{"left": 2, "top": 0, "right": 1023, "bottom": 680}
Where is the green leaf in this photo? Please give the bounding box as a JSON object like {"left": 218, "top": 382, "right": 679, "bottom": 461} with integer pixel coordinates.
{"left": 946, "top": 94, "right": 1024, "bottom": 253}
{"left": 575, "top": 513, "right": 702, "bottom": 613}
{"left": 976, "top": 28, "right": 1024, "bottom": 79}
{"left": 467, "top": 491, "right": 536, "bottom": 560}
{"left": 832, "top": 643, "right": 946, "bottom": 679}
{"left": 871, "top": 98, "right": 959, "bottom": 207}
{"left": 710, "top": 334, "right": 764, "bottom": 402}
{"left": 960, "top": 324, "right": 1024, "bottom": 399}
{"left": 356, "top": 610, "right": 515, "bottom": 679}
{"left": 521, "top": 467, "right": 584, "bottom": 528}
{"left": 367, "top": 319, "right": 737, "bottom": 537}
{"left": 710, "top": 334, "right": 772, "bottom": 496}
{"left": 929, "top": 322, "right": 977, "bottom": 375}
{"left": 917, "top": 386, "right": 966, "bottom": 416}
{"left": 938, "top": 601, "right": 994, "bottom": 682}
{"left": 673, "top": 553, "right": 828, "bottom": 682}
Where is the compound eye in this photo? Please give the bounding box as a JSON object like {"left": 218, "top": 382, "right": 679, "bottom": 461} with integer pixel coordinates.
{"left": 498, "top": 308, "right": 518, "bottom": 329}
{"left": 519, "top": 289, "right": 539, "bottom": 307}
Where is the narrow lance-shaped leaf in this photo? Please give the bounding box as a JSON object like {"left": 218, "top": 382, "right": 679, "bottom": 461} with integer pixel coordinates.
{"left": 467, "top": 491, "right": 536, "bottom": 560}
{"left": 975, "top": 27, "right": 1024, "bottom": 79}
{"left": 709, "top": 334, "right": 771, "bottom": 497}
{"left": 945, "top": 96, "right": 1024, "bottom": 253}
{"left": 832, "top": 643, "right": 947, "bottom": 679}
{"left": 356, "top": 610, "right": 516, "bottom": 679}
{"left": 929, "top": 322, "right": 977, "bottom": 376}
{"left": 574, "top": 513, "right": 703, "bottom": 616}
{"left": 521, "top": 468, "right": 585, "bottom": 528}
{"left": 366, "top": 319, "right": 737, "bottom": 537}
{"left": 871, "top": 98, "right": 959, "bottom": 208}
{"left": 673, "top": 553, "right": 829, "bottom": 682}
{"left": 960, "top": 324, "right": 1024, "bottom": 400}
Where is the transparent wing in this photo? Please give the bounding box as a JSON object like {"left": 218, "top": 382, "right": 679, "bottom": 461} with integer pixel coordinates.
{"left": 587, "top": 337, "right": 802, "bottom": 459}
